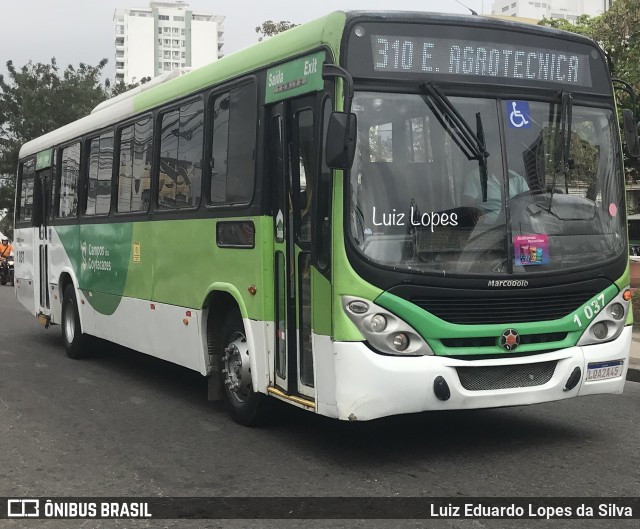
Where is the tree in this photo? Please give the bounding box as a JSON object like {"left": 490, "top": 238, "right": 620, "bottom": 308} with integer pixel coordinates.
{"left": 0, "top": 179, "right": 13, "bottom": 237}
{"left": 540, "top": 0, "right": 640, "bottom": 90}
{"left": 110, "top": 76, "right": 152, "bottom": 97}
{"left": 0, "top": 58, "right": 134, "bottom": 237}
{"left": 255, "top": 20, "right": 298, "bottom": 41}
{"left": 540, "top": 0, "right": 640, "bottom": 182}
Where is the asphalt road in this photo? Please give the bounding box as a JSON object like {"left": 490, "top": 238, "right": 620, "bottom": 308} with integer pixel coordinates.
{"left": 0, "top": 285, "right": 639, "bottom": 529}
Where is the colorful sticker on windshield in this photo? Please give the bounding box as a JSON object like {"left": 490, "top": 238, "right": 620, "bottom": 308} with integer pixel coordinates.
{"left": 506, "top": 100, "right": 531, "bottom": 129}
{"left": 514, "top": 234, "right": 549, "bottom": 266}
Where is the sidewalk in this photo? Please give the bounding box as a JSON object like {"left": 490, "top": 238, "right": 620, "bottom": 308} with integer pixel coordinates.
{"left": 628, "top": 332, "right": 640, "bottom": 382}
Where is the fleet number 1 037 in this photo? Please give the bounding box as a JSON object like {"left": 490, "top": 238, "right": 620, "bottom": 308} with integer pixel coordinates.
{"left": 573, "top": 293, "right": 605, "bottom": 328}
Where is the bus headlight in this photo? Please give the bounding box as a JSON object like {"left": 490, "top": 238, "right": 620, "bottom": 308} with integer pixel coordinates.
{"left": 343, "top": 296, "right": 434, "bottom": 356}
{"left": 369, "top": 314, "right": 387, "bottom": 333}
{"left": 392, "top": 333, "right": 410, "bottom": 351}
{"left": 577, "top": 289, "right": 630, "bottom": 347}
{"left": 591, "top": 322, "right": 608, "bottom": 340}
{"left": 610, "top": 303, "right": 625, "bottom": 320}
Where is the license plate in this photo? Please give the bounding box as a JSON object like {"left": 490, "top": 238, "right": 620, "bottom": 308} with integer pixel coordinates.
{"left": 586, "top": 360, "right": 624, "bottom": 381}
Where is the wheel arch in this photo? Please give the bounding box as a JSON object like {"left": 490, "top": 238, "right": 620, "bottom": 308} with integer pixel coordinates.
{"left": 200, "top": 283, "right": 261, "bottom": 393}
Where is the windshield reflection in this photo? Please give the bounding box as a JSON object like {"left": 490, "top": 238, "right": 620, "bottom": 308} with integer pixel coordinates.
{"left": 348, "top": 92, "right": 625, "bottom": 276}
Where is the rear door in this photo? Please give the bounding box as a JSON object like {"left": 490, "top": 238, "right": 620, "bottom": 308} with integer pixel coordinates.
{"left": 32, "top": 150, "right": 54, "bottom": 321}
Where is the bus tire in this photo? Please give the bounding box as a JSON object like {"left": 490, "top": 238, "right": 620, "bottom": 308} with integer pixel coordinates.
{"left": 61, "top": 285, "right": 90, "bottom": 359}
{"left": 209, "top": 309, "right": 270, "bottom": 426}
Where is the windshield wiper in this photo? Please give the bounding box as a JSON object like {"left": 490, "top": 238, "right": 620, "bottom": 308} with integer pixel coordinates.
{"left": 549, "top": 91, "right": 573, "bottom": 207}
{"left": 421, "top": 82, "right": 490, "bottom": 201}
{"left": 475, "top": 111, "right": 489, "bottom": 203}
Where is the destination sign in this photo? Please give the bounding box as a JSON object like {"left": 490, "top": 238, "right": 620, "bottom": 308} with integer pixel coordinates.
{"left": 371, "top": 35, "right": 592, "bottom": 87}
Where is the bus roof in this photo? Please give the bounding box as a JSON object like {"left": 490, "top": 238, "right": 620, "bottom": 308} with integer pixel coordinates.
{"left": 19, "top": 10, "right": 346, "bottom": 160}
{"left": 19, "top": 10, "right": 602, "bottom": 160}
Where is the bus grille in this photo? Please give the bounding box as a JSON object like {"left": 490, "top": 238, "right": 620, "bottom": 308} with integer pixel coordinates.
{"left": 456, "top": 361, "right": 557, "bottom": 391}
{"left": 441, "top": 332, "right": 568, "bottom": 349}
{"left": 413, "top": 292, "right": 596, "bottom": 324}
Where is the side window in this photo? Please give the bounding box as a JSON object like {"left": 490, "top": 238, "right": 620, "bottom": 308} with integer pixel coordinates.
{"left": 118, "top": 116, "right": 153, "bottom": 212}
{"left": 18, "top": 158, "right": 35, "bottom": 222}
{"left": 296, "top": 109, "right": 315, "bottom": 243}
{"left": 210, "top": 92, "right": 230, "bottom": 204}
{"left": 158, "top": 99, "right": 204, "bottom": 209}
{"left": 58, "top": 143, "right": 80, "bottom": 217}
{"left": 210, "top": 82, "right": 257, "bottom": 205}
{"left": 86, "top": 131, "right": 114, "bottom": 215}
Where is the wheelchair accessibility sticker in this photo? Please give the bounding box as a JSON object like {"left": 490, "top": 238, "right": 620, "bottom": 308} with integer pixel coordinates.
{"left": 507, "top": 100, "right": 530, "bottom": 129}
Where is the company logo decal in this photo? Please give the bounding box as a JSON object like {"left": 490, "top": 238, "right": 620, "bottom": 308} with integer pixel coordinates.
{"left": 500, "top": 329, "right": 520, "bottom": 351}
{"left": 81, "top": 241, "right": 112, "bottom": 272}
{"left": 487, "top": 280, "right": 529, "bottom": 287}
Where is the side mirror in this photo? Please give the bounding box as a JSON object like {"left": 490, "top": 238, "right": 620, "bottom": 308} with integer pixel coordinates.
{"left": 325, "top": 112, "right": 357, "bottom": 170}
{"left": 622, "top": 109, "right": 640, "bottom": 158}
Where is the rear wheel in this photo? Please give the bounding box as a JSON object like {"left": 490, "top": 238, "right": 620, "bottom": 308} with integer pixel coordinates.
{"left": 209, "top": 309, "right": 270, "bottom": 426}
{"left": 61, "top": 285, "right": 90, "bottom": 359}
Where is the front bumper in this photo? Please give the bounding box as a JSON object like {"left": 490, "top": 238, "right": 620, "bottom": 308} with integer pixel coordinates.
{"left": 331, "top": 326, "right": 631, "bottom": 421}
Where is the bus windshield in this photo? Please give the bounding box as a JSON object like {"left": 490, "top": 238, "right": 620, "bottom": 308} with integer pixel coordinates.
{"left": 348, "top": 91, "right": 625, "bottom": 275}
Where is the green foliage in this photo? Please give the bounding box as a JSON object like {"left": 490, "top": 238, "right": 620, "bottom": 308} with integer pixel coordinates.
{"left": 538, "top": 14, "right": 596, "bottom": 37}
{"left": 540, "top": 0, "right": 640, "bottom": 181}
{"left": 539, "top": 0, "right": 640, "bottom": 90}
{"left": 255, "top": 20, "right": 298, "bottom": 41}
{"left": 109, "top": 76, "right": 152, "bottom": 97}
{"left": 0, "top": 179, "right": 13, "bottom": 238}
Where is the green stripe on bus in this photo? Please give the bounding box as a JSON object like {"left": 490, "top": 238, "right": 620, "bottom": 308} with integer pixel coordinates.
{"left": 375, "top": 283, "right": 619, "bottom": 356}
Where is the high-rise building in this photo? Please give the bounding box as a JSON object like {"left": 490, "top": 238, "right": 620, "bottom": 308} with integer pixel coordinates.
{"left": 491, "top": 0, "right": 611, "bottom": 21}
{"left": 114, "top": 1, "right": 225, "bottom": 84}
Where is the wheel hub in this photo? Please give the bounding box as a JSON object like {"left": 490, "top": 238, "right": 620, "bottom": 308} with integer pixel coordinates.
{"left": 222, "top": 332, "right": 252, "bottom": 402}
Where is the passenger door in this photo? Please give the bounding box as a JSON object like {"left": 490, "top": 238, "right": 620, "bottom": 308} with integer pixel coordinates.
{"left": 270, "top": 96, "right": 319, "bottom": 400}
{"left": 32, "top": 155, "right": 54, "bottom": 321}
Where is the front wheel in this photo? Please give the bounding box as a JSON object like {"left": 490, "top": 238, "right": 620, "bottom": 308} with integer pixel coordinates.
{"left": 61, "top": 285, "right": 90, "bottom": 359}
{"left": 209, "top": 310, "right": 270, "bottom": 426}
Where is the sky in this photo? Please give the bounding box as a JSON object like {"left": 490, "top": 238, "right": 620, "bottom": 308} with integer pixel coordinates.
{"left": 0, "top": 0, "right": 486, "bottom": 81}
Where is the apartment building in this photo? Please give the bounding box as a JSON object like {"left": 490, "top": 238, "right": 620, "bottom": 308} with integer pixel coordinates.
{"left": 491, "top": 0, "right": 611, "bottom": 21}
{"left": 114, "top": 1, "right": 225, "bottom": 84}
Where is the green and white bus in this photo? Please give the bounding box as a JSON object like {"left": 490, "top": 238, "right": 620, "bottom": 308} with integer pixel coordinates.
{"left": 14, "top": 11, "right": 638, "bottom": 425}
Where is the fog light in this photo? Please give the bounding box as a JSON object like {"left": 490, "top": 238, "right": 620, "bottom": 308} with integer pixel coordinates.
{"left": 434, "top": 376, "right": 450, "bottom": 401}
{"left": 610, "top": 303, "right": 624, "bottom": 320}
{"left": 591, "top": 322, "right": 608, "bottom": 340}
{"left": 564, "top": 366, "right": 581, "bottom": 391}
{"left": 370, "top": 314, "right": 387, "bottom": 333}
{"left": 348, "top": 300, "right": 369, "bottom": 314}
{"left": 392, "top": 333, "right": 409, "bottom": 351}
